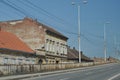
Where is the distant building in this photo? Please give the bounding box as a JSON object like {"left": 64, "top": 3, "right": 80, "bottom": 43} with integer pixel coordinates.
{"left": 0, "top": 17, "right": 68, "bottom": 64}
{"left": 93, "top": 56, "right": 119, "bottom": 63}
{"left": 67, "top": 47, "right": 93, "bottom": 63}
{"left": 93, "top": 57, "right": 104, "bottom": 62}
{"left": 0, "top": 30, "right": 36, "bottom": 64}
{"left": 108, "top": 56, "right": 119, "bottom": 62}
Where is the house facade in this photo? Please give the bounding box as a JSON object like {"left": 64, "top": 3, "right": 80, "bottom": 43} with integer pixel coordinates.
{"left": 0, "top": 17, "right": 68, "bottom": 64}
{"left": 45, "top": 28, "right": 68, "bottom": 64}
{"left": 0, "top": 31, "right": 36, "bottom": 64}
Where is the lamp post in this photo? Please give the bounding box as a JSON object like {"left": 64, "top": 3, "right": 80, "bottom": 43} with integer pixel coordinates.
{"left": 77, "top": 4, "right": 81, "bottom": 63}
{"left": 104, "top": 22, "right": 110, "bottom": 62}
{"left": 72, "top": 0, "right": 87, "bottom": 63}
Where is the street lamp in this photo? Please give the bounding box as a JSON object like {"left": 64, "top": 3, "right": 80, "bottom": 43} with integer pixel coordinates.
{"left": 104, "top": 22, "right": 110, "bottom": 62}
{"left": 72, "top": 0, "right": 87, "bottom": 63}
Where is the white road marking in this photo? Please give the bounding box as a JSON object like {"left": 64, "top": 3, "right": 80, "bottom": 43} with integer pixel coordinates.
{"left": 85, "top": 72, "right": 93, "bottom": 75}
{"left": 109, "top": 67, "right": 113, "bottom": 69}
{"left": 59, "top": 78, "right": 69, "bottom": 80}
{"left": 98, "top": 69, "right": 104, "bottom": 72}
{"left": 108, "top": 73, "right": 120, "bottom": 80}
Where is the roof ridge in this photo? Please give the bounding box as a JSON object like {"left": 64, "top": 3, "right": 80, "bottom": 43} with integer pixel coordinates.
{"left": 0, "top": 19, "right": 23, "bottom": 23}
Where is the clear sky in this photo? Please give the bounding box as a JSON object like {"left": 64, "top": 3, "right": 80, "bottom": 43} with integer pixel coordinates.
{"left": 0, "top": 0, "right": 120, "bottom": 59}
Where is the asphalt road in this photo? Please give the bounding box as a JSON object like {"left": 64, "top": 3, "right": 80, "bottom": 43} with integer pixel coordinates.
{"left": 25, "top": 63, "right": 120, "bottom": 80}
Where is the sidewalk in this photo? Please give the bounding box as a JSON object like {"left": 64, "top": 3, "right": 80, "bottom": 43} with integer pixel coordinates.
{"left": 0, "top": 63, "right": 114, "bottom": 80}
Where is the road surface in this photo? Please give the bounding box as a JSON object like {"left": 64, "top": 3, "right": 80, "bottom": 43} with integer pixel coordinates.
{"left": 24, "top": 63, "right": 120, "bottom": 80}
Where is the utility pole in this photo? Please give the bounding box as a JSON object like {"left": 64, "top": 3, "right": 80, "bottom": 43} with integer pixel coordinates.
{"left": 104, "top": 23, "right": 107, "bottom": 62}
{"left": 72, "top": 0, "right": 87, "bottom": 63}
{"left": 114, "top": 36, "right": 117, "bottom": 57}
{"left": 114, "top": 36, "right": 120, "bottom": 59}
{"left": 78, "top": 5, "right": 81, "bottom": 63}
{"left": 104, "top": 22, "right": 110, "bottom": 62}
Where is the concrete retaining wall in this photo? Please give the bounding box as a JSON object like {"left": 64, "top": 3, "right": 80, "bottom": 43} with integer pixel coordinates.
{"left": 0, "top": 62, "right": 107, "bottom": 76}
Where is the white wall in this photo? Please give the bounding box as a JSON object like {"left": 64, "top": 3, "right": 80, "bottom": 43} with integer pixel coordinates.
{"left": 45, "top": 34, "right": 67, "bottom": 55}
{"left": 0, "top": 53, "right": 36, "bottom": 64}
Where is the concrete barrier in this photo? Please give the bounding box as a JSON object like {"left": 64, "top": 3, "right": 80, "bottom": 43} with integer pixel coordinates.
{"left": 0, "top": 62, "right": 108, "bottom": 76}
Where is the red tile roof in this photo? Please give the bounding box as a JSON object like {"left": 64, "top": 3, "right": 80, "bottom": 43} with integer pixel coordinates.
{"left": 0, "top": 30, "right": 34, "bottom": 53}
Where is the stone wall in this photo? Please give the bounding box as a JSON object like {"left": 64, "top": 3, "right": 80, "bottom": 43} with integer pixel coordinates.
{"left": 0, "top": 53, "right": 36, "bottom": 65}
{"left": 0, "top": 62, "right": 107, "bottom": 76}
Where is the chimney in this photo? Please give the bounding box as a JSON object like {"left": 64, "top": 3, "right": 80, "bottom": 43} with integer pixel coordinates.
{"left": 0, "top": 26, "right": 1, "bottom": 31}
{"left": 67, "top": 45, "right": 70, "bottom": 48}
{"left": 80, "top": 51, "right": 83, "bottom": 55}
{"left": 35, "top": 19, "right": 37, "bottom": 22}
{"left": 73, "top": 47, "right": 76, "bottom": 50}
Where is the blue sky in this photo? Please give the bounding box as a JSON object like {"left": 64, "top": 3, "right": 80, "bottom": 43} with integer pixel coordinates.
{"left": 0, "top": 0, "right": 120, "bottom": 58}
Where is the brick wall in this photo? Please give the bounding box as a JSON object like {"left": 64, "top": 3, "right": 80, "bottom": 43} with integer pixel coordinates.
{"left": 0, "top": 18, "right": 45, "bottom": 50}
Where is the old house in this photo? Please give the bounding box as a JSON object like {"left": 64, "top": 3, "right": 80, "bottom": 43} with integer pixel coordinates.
{"left": 0, "top": 17, "right": 68, "bottom": 64}
{"left": 67, "top": 47, "right": 93, "bottom": 63}
{"left": 0, "top": 30, "right": 36, "bottom": 64}
{"left": 93, "top": 57, "right": 104, "bottom": 62}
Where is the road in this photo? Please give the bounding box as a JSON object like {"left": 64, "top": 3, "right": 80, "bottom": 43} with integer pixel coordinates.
{"left": 24, "top": 63, "right": 120, "bottom": 80}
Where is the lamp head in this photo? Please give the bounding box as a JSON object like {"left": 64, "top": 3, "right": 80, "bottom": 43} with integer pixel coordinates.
{"left": 72, "top": 2, "right": 75, "bottom": 5}
{"left": 83, "top": 0, "right": 88, "bottom": 4}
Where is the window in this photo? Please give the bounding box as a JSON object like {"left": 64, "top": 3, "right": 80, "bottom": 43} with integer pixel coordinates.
{"left": 32, "top": 60, "right": 35, "bottom": 64}
{"left": 57, "top": 42, "right": 59, "bottom": 54}
{"left": 4, "top": 58, "right": 8, "bottom": 64}
{"left": 49, "top": 40, "right": 52, "bottom": 52}
{"left": 52, "top": 41, "right": 55, "bottom": 52}
{"left": 26, "top": 59, "right": 30, "bottom": 64}
{"left": 18, "top": 59, "right": 23, "bottom": 64}
{"left": 11, "top": 59, "right": 16, "bottom": 64}
{"left": 46, "top": 39, "right": 49, "bottom": 51}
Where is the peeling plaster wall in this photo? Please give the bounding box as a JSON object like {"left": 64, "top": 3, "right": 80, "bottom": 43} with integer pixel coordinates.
{"left": 0, "top": 18, "right": 45, "bottom": 51}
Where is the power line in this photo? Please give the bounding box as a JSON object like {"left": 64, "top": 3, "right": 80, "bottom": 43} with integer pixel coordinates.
{"left": 85, "top": 32, "right": 103, "bottom": 39}
{"left": 25, "top": 0, "right": 75, "bottom": 27}
{"left": 0, "top": 0, "right": 51, "bottom": 29}
{"left": 18, "top": 0, "right": 51, "bottom": 18}
{"left": 17, "top": 0, "right": 74, "bottom": 35}
{"left": 0, "top": 0, "right": 77, "bottom": 37}
{"left": 0, "top": 0, "right": 106, "bottom": 47}
{"left": 0, "top": 0, "right": 68, "bottom": 35}
{"left": 81, "top": 34, "right": 102, "bottom": 46}
{"left": 0, "top": 0, "right": 28, "bottom": 17}
{"left": 63, "top": 30, "right": 102, "bottom": 46}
